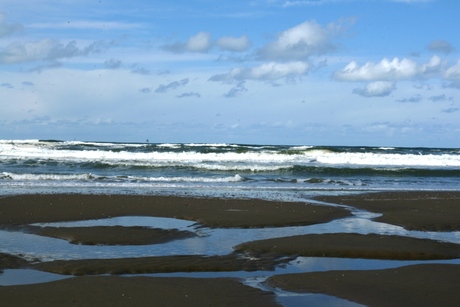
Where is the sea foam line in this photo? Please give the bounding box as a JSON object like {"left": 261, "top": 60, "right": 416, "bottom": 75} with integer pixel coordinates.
{"left": 0, "top": 172, "right": 245, "bottom": 183}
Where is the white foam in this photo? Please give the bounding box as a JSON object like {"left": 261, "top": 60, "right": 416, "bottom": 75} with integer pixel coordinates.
{"left": 303, "top": 150, "right": 460, "bottom": 167}
{"left": 1, "top": 172, "right": 95, "bottom": 181}
{"left": 1, "top": 172, "right": 244, "bottom": 183}
{"left": 1, "top": 140, "right": 460, "bottom": 170}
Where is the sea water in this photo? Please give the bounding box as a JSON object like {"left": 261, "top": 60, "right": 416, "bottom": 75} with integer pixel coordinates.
{"left": 1, "top": 139, "right": 459, "bottom": 198}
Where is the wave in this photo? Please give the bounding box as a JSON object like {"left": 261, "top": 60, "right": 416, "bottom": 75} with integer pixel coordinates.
{"left": 0, "top": 172, "right": 368, "bottom": 189}
{"left": 0, "top": 172, "right": 245, "bottom": 183}
{"left": 1, "top": 140, "right": 460, "bottom": 170}
{"left": 0, "top": 172, "right": 98, "bottom": 181}
{"left": 2, "top": 149, "right": 459, "bottom": 169}
{"left": 290, "top": 165, "right": 460, "bottom": 177}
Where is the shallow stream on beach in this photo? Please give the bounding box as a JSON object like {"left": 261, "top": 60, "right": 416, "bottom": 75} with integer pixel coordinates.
{"left": 2, "top": 210, "right": 460, "bottom": 261}
{"left": 2, "top": 198, "right": 460, "bottom": 306}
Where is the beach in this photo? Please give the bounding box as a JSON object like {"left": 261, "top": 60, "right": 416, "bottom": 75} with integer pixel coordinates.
{"left": 1, "top": 191, "right": 460, "bottom": 306}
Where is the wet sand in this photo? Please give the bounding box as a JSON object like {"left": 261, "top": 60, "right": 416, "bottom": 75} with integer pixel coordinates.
{"left": 0, "top": 276, "right": 280, "bottom": 307}
{"left": 31, "top": 254, "right": 288, "bottom": 276}
{"left": 23, "top": 225, "right": 196, "bottom": 246}
{"left": 1, "top": 192, "right": 459, "bottom": 306}
{"left": 0, "top": 193, "right": 350, "bottom": 227}
{"left": 316, "top": 191, "right": 460, "bottom": 231}
{"left": 267, "top": 263, "right": 460, "bottom": 307}
{"left": 234, "top": 233, "right": 460, "bottom": 260}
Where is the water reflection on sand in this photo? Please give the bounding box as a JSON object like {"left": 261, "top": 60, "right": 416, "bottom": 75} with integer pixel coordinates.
{"left": 1, "top": 214, "right": 459, "bottom": 261}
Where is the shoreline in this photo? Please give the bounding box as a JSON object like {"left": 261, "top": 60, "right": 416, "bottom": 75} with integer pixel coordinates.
{"left": 1, "top": 191, "right": 459, "bottom": 306}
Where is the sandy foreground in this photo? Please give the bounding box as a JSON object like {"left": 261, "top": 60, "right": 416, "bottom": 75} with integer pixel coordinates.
{"left": 0, "top": 192, "right": 459, "bottom": 306}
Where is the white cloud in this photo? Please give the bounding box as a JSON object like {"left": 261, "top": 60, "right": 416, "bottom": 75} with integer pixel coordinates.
{"left": 215, "top": 35, "right": 251, "bottom": 52}
{"left": 164, "top": 32, "right": 212, "bottom": 53}
{"left": 334, "top": 56, "right": 444, "bottom": 82}
{"left": 353, "top": 81, "right": 396, "bottom": 97}
{"left": 0, "top": 39, "right": 114, "bottom": 64}
{"left": 443, "top": 60, "right": 460, "bottom": 80}
{"left": 164, "top": 33, "right": 251, "bottom": 53}
{"left": 257, "top": 19, "right": 350, "bottom": 61}
{"left": 0, "top": 39, "right": 56, "bottom": 64}
{"left": 210, "top": 61, "right": 310, "bottom": 81}
{"left": 185, "top": 32, "right": 212, "bottom": 52}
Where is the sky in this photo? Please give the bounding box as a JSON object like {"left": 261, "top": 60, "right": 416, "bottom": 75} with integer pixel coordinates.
{"left": 0, "top": 0, "right": 459, "bottom": 147}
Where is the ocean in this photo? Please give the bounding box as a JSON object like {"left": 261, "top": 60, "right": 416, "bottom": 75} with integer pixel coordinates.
{"left": 1, "top": 139, "right": 459, "bottom": 199}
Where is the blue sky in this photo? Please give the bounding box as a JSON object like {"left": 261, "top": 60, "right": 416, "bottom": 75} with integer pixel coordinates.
{"left": 1, "top": 0, "right": 459, "bottom": 147}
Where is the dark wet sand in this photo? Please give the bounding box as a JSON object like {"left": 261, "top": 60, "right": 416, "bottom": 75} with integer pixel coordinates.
{"left": 24, "top": 225, "right": 196, "bottom": 245}
{"left": 316, "top": 191, "right": 460, "bottom": 231}
{"left": 267, "top": 263, "right": 460, "bottom": 307}
{"left": 0, "top": 253, "right": 30, "bottom": 271}
{"left": 0, "top": 276, "right": 280, "bottom": 307}
{"left": 1, "top": 192, "right": 460, "bottom": 306}
{"left": 0, "top": 193, "right": 350, "bottom": 227}
{"left": 31, "top": 254, "right": 288, "bottom": 276}
{"left": 234, "top": 233, "right": 460, "bottom": 260}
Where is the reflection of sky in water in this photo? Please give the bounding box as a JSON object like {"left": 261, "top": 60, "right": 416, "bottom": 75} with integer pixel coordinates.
{"left": 1, "top": 196, "right": 458, "bottom": 307}
{"left": 1, "top": 215, "right": 460, "bottom": 261}
{"left": 2, "top": 214, "right": 460, "bottom": 307}
{"left": 3, "top": 255, "right": 459, "bottom": 306}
